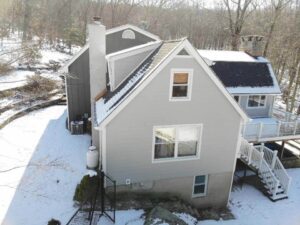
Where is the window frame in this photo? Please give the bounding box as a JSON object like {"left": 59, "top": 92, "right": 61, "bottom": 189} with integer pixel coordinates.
{"left": 247, "top": 95, "right": 267, "bottom": 108}
{"left": 152, "top": 124, "right": 203, "bottom": 163}
{"left": 192, "top": 175, "right": 208, "bottom": 197}
{"left": 169, "top": 69, "right": 193, "bottom": 101}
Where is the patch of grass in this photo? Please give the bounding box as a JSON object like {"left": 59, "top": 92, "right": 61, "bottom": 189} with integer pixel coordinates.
{"left": 73, "top": 175, "right": 99, "bottom": 203}
{"left": 0, "top": 63, "right": 13, "bottom": 76}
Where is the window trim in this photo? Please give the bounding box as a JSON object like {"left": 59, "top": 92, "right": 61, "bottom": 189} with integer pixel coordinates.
{"left": 169, "top": 69, "right": 193, "bottom": 101}
{"left": 192, "top": 175, "right": 208, "bottom": 198}
{"left": 152, "top": 124, "right": 203, "bottom": 163}
{"left": 246, "top": 95, "right": 267, "bottom": 109}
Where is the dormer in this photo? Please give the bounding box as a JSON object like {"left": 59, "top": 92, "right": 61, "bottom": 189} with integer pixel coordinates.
{"left": 106, "top": 41, "right": 161, "bottom": 91}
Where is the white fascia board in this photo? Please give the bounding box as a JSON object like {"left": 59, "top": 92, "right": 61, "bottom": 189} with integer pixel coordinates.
{"left": 98, "top": 38, "right": 248, "bottom": 130}
{"left": 107, "top": 41, "right": 161, "bottom": 91}
{"left": 106, "top": 24, "right": 161, "bottom": 41}
{"left": 98, "top": 39, "right": 186, "bottom": 129}
{"left": 60, "top": 44, "right": 89, "bottom": 73}
{"left": 184, "top": 40, "right": 249, "bottom": 122}
{"left": 106, "top": 40, "right": 161, "bottom": 61}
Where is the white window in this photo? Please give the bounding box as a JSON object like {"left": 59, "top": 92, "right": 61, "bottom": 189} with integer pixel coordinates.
{"left": 193, "top": 175, "right": 208, "bottom": 197}
{"left": 169, "top": 69, "right": 193, "bottom": 101}
{"left": 247, "top": 95, "right": 266, "bottom": 108}
{"left": 153, "top": 124, "right": 202, "bottom": 162}
{"left": 122, "top": 29, "right": 135, "bottom": 39}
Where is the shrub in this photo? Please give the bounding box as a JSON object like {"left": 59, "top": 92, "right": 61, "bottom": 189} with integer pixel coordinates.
{"left": 73, "top": 174, "right": 99, "bottom": 203}
{"left": 47, "top": 218, "right": 61, "bottom": 225}
{"left": 24, "top": 74, "right": 59, "bottom": 94}
{"left": 0, "top": 63, "right": 12, "bottom": 75}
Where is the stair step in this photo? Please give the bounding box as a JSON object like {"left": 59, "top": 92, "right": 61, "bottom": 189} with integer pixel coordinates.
{"left": 269, "top": 193, "right": 288, "bottom": 201}
{"left": 264, "top": 185, "right": 284, "bottom": 193}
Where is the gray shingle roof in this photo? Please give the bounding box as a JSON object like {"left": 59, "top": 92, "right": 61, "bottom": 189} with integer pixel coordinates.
{"left": 96, "top": 39, "right": 183, "bottom": 125}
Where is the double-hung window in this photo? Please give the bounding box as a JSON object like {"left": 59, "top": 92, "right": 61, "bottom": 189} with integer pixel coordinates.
{"left": 247, "top": 95, "right": 266, "bottom": 108}
{"left": 193, "top": 175, "right": 208, "bottom": 197}
{"left": 170, "top": 69, "right": 193, "bottom": 101}
{"left": 153, "top": 124, "right": 202, "bottom": 161}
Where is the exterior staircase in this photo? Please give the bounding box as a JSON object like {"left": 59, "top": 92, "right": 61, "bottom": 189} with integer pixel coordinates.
{"left": 239, "top": 138, "right": 292, "bottom": 201}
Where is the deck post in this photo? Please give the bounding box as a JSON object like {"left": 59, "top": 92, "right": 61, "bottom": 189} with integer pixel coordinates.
{"left": 259, "top": 151, "right": 264, "bottom": 170}
{"left": 260, "top": 143, "right": 265, "bottom": 152}
{"left": 248, "top": 146, "right": 253, "bottom": 164}
{"left": 276, "top": 121, "right": 281, "bottom": 136}
{"left": 273, "top": 180, "right": 279, "bottom": 198}
{"left": 293, "top": 120, "right": 298, "bottom": 135}
{"left": 258, "top": 122, "right": 263, "bottom": 139}
{"left": 271, "top": 150, "right": 278, "bottom": 170}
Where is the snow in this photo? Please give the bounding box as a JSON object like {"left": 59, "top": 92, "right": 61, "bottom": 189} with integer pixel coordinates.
{"left": 96, "top": 53, "right": 155, "bottom": 125}
{"left": 198, "top": 50, "right": 257, "bottom": 62}
{"left": 0, "top": 106, "right": 90, "bottom": 225}
{"left": 0, "top": 70, "right": 34, "bottom": 91}
{"left": 97, "top": 169, "right": 300, "bottom": 225}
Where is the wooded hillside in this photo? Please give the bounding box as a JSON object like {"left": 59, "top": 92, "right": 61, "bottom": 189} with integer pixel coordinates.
{"left": 0, "top": 0, "right": 299, "bottom": 112}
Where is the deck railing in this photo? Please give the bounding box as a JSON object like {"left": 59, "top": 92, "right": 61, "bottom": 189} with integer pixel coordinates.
{"left": 240, "top": 139, "right": 291, "bottom": 197}
{"left": 243, "top": 108, "right": 300, "bottom": 141}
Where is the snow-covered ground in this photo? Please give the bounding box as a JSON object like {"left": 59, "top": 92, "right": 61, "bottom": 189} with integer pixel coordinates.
{"left": 0, "top": 106, "right": 90, "bottom": 225}
{"left": 99, "top": 169, "right": 300, "bottom": 225}
{"left": 1, "top": 105, "right": 300, "bottom": 225}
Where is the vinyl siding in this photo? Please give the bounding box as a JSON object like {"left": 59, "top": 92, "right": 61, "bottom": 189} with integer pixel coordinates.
{"left": 104, "top": 57, "right": 242, "bottom": 194}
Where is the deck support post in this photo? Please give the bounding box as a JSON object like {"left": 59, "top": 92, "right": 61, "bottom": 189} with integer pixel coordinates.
{"left": 277, "top": 121, "right": 281, "bottom": 136}
{"left": 248, "top": 147, "right": 253, "bottom": 164}
{"left": 293, "top": 120, "right": 298, "bottom": 135}
{"left": 260, "top": 143, "right": 265, "bottom": 152}
{"left": 271, "top": 150, "right": 278, "bottom": 170}
{"left": 280, "top": 141, "right": 285, "bottom": 159}
{"left": 259, "top": 151, "right": 264, "bottom": 170}
{"left": 258, "top": 122, "right": 263, "bottom": 139}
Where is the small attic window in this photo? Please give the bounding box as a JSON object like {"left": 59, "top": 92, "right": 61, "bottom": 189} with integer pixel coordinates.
{"left": 178, "top": 49, "right": 189, "bottom": 55}
{"left": 122, "top": 29, "right": 136, "bottom": 39}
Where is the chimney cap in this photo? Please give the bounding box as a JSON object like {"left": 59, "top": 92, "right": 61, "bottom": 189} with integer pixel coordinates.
{"left": 93, "top": 16, "right": 101, "bottom": 23}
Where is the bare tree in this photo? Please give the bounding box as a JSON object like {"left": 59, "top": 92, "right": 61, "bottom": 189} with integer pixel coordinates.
{"left": 222, "top": 0, "right": 257, "bottom": 50}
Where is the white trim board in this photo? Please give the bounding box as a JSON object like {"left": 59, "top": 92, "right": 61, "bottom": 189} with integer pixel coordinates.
{"left": 60, "top": 24, "right": 161, "bottom": 72}
{"left": 98, "top": 38, "right": 249, "bottom": 130}
{"left": 105, "top": 24, "right": 161, "bottom": 41}
{"left": 169, "top": 68, "right": 193, "bottom": 102}
{"left": 151, "top": 123, "right": 203, "bottom": 164}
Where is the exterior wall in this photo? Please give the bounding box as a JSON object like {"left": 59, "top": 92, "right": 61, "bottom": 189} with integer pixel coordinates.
{"left": 238, "top": 95, "right": 274, "bottom": 118}
{"left": 106, "top": 29, "right": 155, "bottom": 54}
{"left": 112, "top": 49, "right": 153, "bottom": 89}
{"left": 103, "top": 57, "right": 242, "bottom": 207}
{"left": 66, "top": 48, "right": 91, "bottom": 123}
{"left": 116, "top": 172, "right": 232, "bottom": 208}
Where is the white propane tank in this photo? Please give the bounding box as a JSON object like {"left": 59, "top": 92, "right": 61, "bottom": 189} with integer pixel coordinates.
{"left": 86, "top": 146, "right": 99, "bottom": 169}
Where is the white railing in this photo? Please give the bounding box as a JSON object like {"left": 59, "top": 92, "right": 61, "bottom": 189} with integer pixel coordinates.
{"left": 273, "top": 158, "right": 292, "bottom": 194}
{"left": 272, "top": 108, "right": 298, "bottom": 122}
{"left": 240, "top": 138, "right": 291, "bottom": 197}
{"left": 243, "top": 108, "right": 300, "bottom": 141}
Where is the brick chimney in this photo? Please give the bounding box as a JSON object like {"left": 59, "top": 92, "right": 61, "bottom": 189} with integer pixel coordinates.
{"left": 88, "top": 17, "right": 106, "bottom": 147}
{"left": 240, "top": 35, "right": 264, "bottom": 57}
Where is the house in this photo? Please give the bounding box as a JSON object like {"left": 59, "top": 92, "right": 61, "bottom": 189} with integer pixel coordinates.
{"left": 62, "top": 18, "right": 295, "bottom": 207}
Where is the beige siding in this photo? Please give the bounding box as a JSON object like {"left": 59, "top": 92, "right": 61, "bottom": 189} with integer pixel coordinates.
{"left": 238, "top": 95, "right": 274, "bottom": 118}
{"left": 103, "top": 57, "right": 242, "bottom": 206}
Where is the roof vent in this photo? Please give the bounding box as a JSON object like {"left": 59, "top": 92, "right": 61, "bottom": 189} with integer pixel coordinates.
{"left": 240, "top": 35, "right": 264, "bottom": 57}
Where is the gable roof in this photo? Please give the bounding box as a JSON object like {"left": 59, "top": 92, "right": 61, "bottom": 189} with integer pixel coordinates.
{"left": 96, "top": 39, "right": 182, "bottom": 125}
{"left": 198, "top": 50, "right": 281, "bottom": 94}
{"left": 60, "top": 24, "right": 160, "bottom": 72}
{"left": 96, "top": 39, "right": 249, "bottom": 128}
{"left": 106, "top": 24, "right": 160, "bottom": 41}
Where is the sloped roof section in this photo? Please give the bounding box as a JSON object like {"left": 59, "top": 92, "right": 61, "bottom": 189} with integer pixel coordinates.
{"left": 210, "top": 61, "right": 273, "bottom": 87}
{"left": 96, "top": 39, "right": 183, "bottom": 125}
{"left": 198, "top": 49, "right": 281, "bottom": 94}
